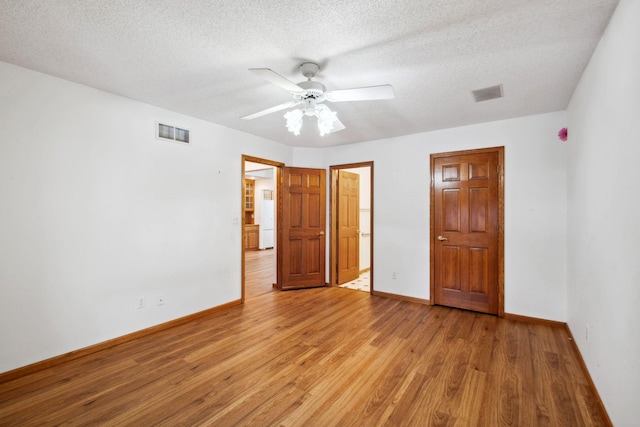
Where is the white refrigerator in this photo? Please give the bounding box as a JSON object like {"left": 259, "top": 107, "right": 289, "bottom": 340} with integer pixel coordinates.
{"left": 261, "top": 199, "right": 275, "bottom": 249}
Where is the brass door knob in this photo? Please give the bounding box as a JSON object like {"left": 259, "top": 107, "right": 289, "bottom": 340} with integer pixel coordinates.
{"left": 437, "top": 235, "right": 448, "bottom": 241}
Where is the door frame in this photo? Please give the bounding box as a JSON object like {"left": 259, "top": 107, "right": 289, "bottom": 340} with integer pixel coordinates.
{"left": 329, "top": 161, "right": 374, "bottom": 292}
{"left": 241, "top": 155, "right": 284, "bottom": 303}
{"left": 429, "top": 147, "right": 504, "bottom": 316}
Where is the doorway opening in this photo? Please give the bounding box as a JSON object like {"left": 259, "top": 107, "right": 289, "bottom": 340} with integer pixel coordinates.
{"left": 330, "top": 162, "right": 374, "bottom": 294}
{"left": 242, "top": 156, "right": 283, "bottom": 301}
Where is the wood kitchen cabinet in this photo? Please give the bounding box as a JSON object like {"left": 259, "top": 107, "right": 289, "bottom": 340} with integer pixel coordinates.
{"left": 244, "top": 224, "right": 259, "bottom": 250}
{"left": 244, "top": 179, "right": 255, "bottom": 225}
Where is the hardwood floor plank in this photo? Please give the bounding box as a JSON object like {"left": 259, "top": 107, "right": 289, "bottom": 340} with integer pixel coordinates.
{"left": 451, "top": 367, "right": 487, "bottom": 425}
{"left": 245, "top": 249, "right": 276, "bottom": 298}
{"left": 325, "top": 338, "right": 411, "bottom": 425}
{"left": 0, "top": 288, "right": 610, "bottom": 426}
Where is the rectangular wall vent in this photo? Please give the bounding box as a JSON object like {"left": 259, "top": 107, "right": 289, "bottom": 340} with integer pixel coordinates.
{"left": 471, "top": 84, "right": 504, "bottom": 103}
{"left": 157, "top": 122, "right": 190, "bottom": 144}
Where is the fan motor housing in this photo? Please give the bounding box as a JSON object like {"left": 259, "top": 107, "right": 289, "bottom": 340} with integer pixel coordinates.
{"left": 296, "top": 80, "right": 326, "bottom": 101}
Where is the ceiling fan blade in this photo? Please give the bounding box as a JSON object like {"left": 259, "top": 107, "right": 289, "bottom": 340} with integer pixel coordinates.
{"left": 325, "top": 85, "right": 395, "bottom": 102}
{"left": 241, "top": 100, "right": 301, "bottom": 120}
{"left": 249, "top": 68, "right": 304, "bottom": 94}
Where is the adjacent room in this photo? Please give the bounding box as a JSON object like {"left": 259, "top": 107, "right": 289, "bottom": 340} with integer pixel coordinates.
{"left": 1, "top": 0, "right": 638, "bottom": 425}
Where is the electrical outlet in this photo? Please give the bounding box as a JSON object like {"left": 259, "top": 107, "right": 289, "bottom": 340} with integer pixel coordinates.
{"left": 392, "top": 272, "right": 397, "bottom": 279}
{"left": 138, "top": 297, "right": 145, "bottom": 309}
{"left": 157, "top": 294, "right": 165, "bottom": 306}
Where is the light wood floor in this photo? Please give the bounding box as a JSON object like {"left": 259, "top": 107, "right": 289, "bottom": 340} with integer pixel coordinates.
{"left": 0, "top": 287, "right": 607, "bottom": 426}
{"left": 245, "top": 249, "right": 276, "bottom": 299}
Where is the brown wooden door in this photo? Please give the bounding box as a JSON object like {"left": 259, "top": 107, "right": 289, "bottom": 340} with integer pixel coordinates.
{"left": 337, "top": 170, "right": 360, "bottom": 284}
{"left": 279, "top": 167, "right": 326, "bottom": 290}
{"left": 244, "top": 225, "right": 259, "bottom": 250}
{"left": 432, "top": 149, "right": 502, "bottom": 315}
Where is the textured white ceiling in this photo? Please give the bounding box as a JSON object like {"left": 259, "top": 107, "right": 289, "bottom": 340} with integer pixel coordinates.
{"left": 0, "top": 0, "right": 619, "bottom": 147}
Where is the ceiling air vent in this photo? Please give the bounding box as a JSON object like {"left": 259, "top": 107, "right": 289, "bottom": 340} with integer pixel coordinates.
{"left": 156, "top": 122, "right": 190, "bottom": 144}
{"left": 471, "top": 84, "right": 504, "bottom": 103}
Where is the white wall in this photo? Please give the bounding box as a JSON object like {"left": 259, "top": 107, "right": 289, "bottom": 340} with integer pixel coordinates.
{"left": 0, "top": 61, "right": 292, "bottom": 373}
{"left": 300, "top": 111, "right": 568, "bottom": 321}
{"left": 566, "top": 0, "right": 640, "bottom": 424}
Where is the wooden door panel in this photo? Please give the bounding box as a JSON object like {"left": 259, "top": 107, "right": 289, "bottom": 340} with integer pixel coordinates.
{"left": 288, "top": 239, "right": 303, "bottom": 275}
{"left": 347, "top": 236, "right": 358, "bottom": 267}
{"left": 469, "top": 161, "right": 489, "bottom": 180}
{"left": 433, "top": 149, "right": 501, "bottom": 315}
{"left": 280, "top": 167, "right": 326, "bottom": 290}
{"left": 308, "top": 172, "right": 321, "bottom": 188}
{"left": 288, "top": 171, "right": 303, "bottom": 187}
{"left": 468, "top": 247, "right": 489, "bottom": 293}
{"left": 443, "top": 189, "right": 461, "bottom": 232}
{"left": 443, "top": 164, "right": 461, "bottom": 181}
{"left": 339, "top": 194, "right": 348, "bottom": 223}
{"left": 289, "top": 193, "right": 303, "bottom": 228}
{"left": 442, "top": 246, "right": 461, "bottom": 290}
{"left": 339, "top": 238, "right": 349, "bottom": 270}
{"left": 307, "top": 237, "right": 322, "bottom": 274}
{"left": 469, "top": 187, "right": 489, "bottom": 233}
{"left": 308, "top": 193, "right": 322, "bottom": 228}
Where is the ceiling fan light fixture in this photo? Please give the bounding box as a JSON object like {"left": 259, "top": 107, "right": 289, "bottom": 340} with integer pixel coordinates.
{"left": 284, "top": 109, "right": 303, "bottom": 136}
{"left": 316, "top": 106, "right": 338, "bottom": 137}
{"left": 283, "top": 105, "right": 339, "bottom": 137}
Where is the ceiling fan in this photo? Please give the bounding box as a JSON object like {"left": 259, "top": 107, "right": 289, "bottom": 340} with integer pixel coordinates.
{"left": 241, "top": 62, "right": 395, "bottom": 136}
